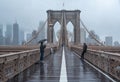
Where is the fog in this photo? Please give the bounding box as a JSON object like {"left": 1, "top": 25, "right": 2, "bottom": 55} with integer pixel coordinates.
{"left": 0, "top": 0, "right": 120, "bottom": 42}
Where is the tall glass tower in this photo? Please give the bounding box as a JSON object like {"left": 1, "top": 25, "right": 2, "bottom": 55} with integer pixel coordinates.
{"left": 0, "top": 24, "right": 4, "bottom": 45}
{"left": 13, "top": 22, "right": 19, "bottom": 45}
{"left": 5, "top": 24, "right": 12, "bottom": 45}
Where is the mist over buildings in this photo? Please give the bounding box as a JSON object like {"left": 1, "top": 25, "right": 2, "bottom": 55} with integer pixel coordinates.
{"left": 0, "top": 0, "right": 120, "bottom": 42}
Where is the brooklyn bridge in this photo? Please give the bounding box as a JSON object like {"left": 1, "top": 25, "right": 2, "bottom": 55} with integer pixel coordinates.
{"left": 0, "top": 10, "right": 120, "bottom": 82}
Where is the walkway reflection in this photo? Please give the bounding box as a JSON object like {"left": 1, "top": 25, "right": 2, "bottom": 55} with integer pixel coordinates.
{"left": 8, "top": 48, "right": 62, "bottom": 82}
{"left": 7, "top": 47, "right": 116, "bottom": 82}
{"left": 65, "top": 48, "right": 115, "bottom": 82}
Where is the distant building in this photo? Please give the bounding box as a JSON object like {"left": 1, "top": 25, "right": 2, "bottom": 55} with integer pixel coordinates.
{"left": 32, "top": 30, "right": 37, "bottom": 44}
{"left": 80, "top": 28, "right": 86, "bottom": 44}
{"left": 13, "top": 22, "right": 19, "bottom": 45}
{"left": 19, "top": 30, "right": 25, "bottom": 45}
{"left": 105, "top": 36, "right": 113, "bottom": 46}
{"left": 26, "top": 33, "right": 32, "bottom": 42}
{"left": 5, "top": 24, "right": 12, "bottom": 45}
{"left": 114, "top": 41, "right": 120, "bottom": 47}
{"left": 37, "top": 21, "right": 45, "bottom": 41}
{"left": 0, "top": 24, "right": 3, "bottom": 36}
{"left": 0, "top": 24, "right": 4, "bottom": 45}
{"left": 86, "top": 30, "right": 100, "bottom": 45}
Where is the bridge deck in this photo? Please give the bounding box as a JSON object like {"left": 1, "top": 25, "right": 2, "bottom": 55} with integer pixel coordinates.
{"left": 8, "top": 47, "right": 114, "bottom": 82}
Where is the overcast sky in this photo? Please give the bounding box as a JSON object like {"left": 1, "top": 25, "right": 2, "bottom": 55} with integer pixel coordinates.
{"left": 0, "top": 0, "right": 120, "bottom": 42}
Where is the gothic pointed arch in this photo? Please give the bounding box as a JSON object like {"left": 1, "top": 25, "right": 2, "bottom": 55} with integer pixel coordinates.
{"left": 66, "top": 21, "right": 74, "bottom": 43}
{"left": 53, "top": 21, "right": 61, "bottom": 43}
{"left": 47, "top": 10, "right": 81, "bottom": 45}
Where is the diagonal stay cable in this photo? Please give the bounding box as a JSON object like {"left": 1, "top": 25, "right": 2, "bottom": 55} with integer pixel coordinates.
{"left": 80, "top": 19, "right": 104, "bottom": 46}
{"left": 24, "top": 19, "right": 47, "bottom": 45}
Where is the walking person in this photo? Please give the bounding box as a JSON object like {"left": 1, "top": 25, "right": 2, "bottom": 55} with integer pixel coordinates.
{"left": 40, "top": 42, "right": 46, "bottom": 61}
{"left": 81, "top": 43, "right": 87, "bottom": 59}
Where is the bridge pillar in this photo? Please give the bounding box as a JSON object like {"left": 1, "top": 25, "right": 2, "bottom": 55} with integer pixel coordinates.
{"left": 47, "top": 10, "right": 81, "bottom": 45}
{"left": 74, "top": 11, "right": 80, "bottom": 44}
{"left": 47, "top": 10, "right": 54, "bottom": 43}
{"left": 47, "top": 27, "right": 54, "bottom": 43}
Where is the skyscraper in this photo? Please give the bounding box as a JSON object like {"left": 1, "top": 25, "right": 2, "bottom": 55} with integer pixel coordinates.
{"left": 37, "top": 21, "right": 45, "bottom": 41}
{"left": 114, "top": 41, "right": 120, "bottom": 47}
{"left": 0, "top": 24, "right": 3, "bottom": 36}
{"left": 13, "top": 22, "right": 19, "bottom": 45}
{"left": 19, "top": 30, "right": 25, "bottom": 45}
{"left": 26, "top": 33, "right": 32, "bottom": 42}
{"left": 32, "top": 30, "right": 37, "bottom": 44}
{"left": 0, "top": 24, "right": 4, "bottom": 45}
{"left": 105, "top": 36, "right": 113, "bottom": 46}
{"left": 5, "top": 24, "right": 12, "bottom": 45}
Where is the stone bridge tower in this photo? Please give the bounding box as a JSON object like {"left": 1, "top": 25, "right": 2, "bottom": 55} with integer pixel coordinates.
{"left": 47, "top": 10, "right": 81, "bottom": 45}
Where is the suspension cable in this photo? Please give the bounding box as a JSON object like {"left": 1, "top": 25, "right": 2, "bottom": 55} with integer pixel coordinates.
{"left": 80, "top": 19, "right": 104, "bottom": 46}
{"left": 24, "top": 19, "right": 47, "bottom": 45}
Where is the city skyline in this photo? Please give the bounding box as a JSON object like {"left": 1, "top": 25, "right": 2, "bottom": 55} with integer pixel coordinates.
{"left": 0, "top": 23, "right": 26, "bottom": 45}
{"left": 0, "top": 0, "right": 120, "bottom": 42}
{"left": 0, "top": 21, "right": 120, "bottom": 46}
{"left": 1, "top": 20, "right": 120, "bottom": 46}
{"left": 0, "top": 1, "right": 120, "bottom": 81}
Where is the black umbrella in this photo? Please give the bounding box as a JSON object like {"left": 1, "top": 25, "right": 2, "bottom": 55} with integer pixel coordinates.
{"left": 38, "top": 39, "right": 47, "bottom": 43}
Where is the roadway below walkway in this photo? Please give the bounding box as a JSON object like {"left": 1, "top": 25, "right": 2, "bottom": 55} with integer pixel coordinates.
{"left": 8, "top": 47, "right": 116, "bottom": 82}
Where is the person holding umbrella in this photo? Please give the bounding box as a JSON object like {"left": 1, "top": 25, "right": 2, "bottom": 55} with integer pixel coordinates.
{"left": 39, "top": 39, "right": 47, "bottom": 61}
{"left": 81, "top": 43, "right": 87, "bottom": 59}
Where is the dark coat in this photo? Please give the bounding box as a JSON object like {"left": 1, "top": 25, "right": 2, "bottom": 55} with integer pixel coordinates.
{"left": 40, "top": 44, "right": 46, "bottom": 52}
{"left": 83, "top": 43, "right": 87, "bottom": 53}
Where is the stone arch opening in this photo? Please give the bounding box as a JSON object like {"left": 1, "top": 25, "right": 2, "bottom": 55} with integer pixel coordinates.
{"left": 53, "top": 21, "right": 61, "bottom": 43}
{"left": 66, "top": 21, "right": 74, "bottom": 43}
